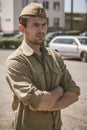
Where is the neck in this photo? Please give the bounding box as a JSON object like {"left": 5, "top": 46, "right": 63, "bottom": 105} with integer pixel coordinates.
{"left": 25, "top": 39, "right": 41, "bottom": 53}
{"left": 30, "top": 44, "right": 41, "bottom": 53}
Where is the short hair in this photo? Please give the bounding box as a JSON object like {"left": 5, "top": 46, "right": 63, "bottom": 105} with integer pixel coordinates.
{"left": 19, "top": 16, "right": 31, "bottom": 28}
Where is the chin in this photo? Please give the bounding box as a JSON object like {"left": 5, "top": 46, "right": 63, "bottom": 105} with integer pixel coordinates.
{"left": 36, "top": 39, "right": 44, "bottom": 45}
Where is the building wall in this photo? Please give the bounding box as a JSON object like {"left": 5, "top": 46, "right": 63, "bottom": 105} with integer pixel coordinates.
{"left": 0, "top": 0, "right": 65, "bottom": 33}
{"left": 14, "top": 0, "right": 22, "bottom": 33}
{"left": 65, "top": 13, "right": 87, "bottom": 30}
{"left": 1, "top": 0, "right": 14, "bottom": 33}
{"left": 64, "top": 0, "right": 87, "bottom": 31}
{"left": 45, "top": 0, "right": 65, "bottom": 28}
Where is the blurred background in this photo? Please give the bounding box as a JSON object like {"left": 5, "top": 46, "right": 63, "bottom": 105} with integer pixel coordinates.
{"left": 0, "top": 1, "right": 87, "bottom": 130}
{"left": 0, "top": 0, "right": 87, "bottom": 35}
{"left": 0, "top": 0, "right": 87, "bottom": 49}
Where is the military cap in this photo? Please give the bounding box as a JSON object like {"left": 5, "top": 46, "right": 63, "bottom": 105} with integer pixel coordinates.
{"left": 19, "top": 2, "right": 46, "bottom": 19}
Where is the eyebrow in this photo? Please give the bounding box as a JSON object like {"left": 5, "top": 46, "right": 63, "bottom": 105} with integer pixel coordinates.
{"left": 32, "top": 21, "right": 47, "bottom": 25}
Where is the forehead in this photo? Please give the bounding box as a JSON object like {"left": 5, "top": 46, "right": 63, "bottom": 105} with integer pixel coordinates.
{"left": 28, "top": 17, "right": 47, "bottom": 24}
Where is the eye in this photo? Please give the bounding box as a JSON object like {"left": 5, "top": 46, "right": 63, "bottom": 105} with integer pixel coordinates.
{"left": 33, "top": 23, "right": 39, "bottom": 27}
{"left": 42, "top": 22, "right": 47, "bottom": 26}
{"left": 42, "top": 23, "right": 47, "bottom": 27}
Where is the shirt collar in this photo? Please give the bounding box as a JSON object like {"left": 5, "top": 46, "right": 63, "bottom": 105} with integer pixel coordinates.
{"left": 21, "top": 40, "right": 50, "bottom": 57}
{"left": 21, "top": 40, "right": 34, "bottom": 56}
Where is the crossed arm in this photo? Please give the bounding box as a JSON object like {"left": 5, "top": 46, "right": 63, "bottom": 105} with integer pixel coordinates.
{"left": 36, "top": 86, "right": 79, "bottom": 111}
{"left": 6, "top": 57, "right": 80, "bottom": 112}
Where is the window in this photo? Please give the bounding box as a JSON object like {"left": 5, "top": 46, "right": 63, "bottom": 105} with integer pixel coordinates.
{"left": 53, "top": 39, "right": 66, "bottom": 44}
{"left": 53, "top": 2, "right": 60, "bottom": 10}
{"left": 46, "top": 17, "right": 49, "bottom": 26}
{"left": 43, "top": 1, "right": 49, "bottom": 9}
{"left": 53, "top": 18, "right": 59, "bottom": 26}
{"left": 78, "top": 38, "right": 87, "bottom": 45}
{"left": 66, "top": 39, "right": 76, "bottom": 45}
{"left": 53, "top": 38, "right": 76, "bottom": 45}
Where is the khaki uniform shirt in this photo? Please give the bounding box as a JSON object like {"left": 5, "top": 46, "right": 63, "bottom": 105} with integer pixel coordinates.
{"left": 6, "top": 41, "right": 80, "bottom": 130}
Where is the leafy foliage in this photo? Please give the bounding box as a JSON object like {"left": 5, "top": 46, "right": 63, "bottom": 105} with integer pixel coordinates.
{"left": 0, "top": 37, "right": 22, "bottom": 49}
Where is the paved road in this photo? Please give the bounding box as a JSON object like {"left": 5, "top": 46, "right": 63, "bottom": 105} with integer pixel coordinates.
{"left": 0, "top": 49, "right": 87, "bottom": 130}
{"left": 62, "top": 58, "right": 87, "bottom": 130}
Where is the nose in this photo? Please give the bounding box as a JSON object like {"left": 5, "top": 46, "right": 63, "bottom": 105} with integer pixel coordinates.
{"left": 38, "top": 25, "right": 45, "bottom": 33}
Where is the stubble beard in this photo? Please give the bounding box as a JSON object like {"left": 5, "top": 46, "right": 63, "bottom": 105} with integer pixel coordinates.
{"left": 27, "top": 38, "right": 45, "bottom": 46}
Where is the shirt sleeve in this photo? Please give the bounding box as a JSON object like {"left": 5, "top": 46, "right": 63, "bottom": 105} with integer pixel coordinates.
{"left": 6, "top": 57, "right": 44, "bottom": 109}
{"left": 54, "top": 51, "right": 80, "bottom": 95}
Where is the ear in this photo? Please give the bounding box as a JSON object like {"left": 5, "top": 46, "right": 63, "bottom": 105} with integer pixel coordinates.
{"left": 18, "top": 24, "right": 25, "bottom": 33}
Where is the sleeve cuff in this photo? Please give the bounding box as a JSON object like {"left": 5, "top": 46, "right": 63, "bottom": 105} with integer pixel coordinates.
{"left": 29, "top": 90, "right": 44, "bottom": 109}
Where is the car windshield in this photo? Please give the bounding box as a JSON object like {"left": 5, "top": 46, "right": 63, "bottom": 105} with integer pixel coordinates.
{"left": 77, "top": 38, "right": 87, "bottom": 45}
{"left": 45, "top": 32, "right": 55, "bottom": 39}
{"left": 45, "top": 31, "right": 65, "bottom": 39}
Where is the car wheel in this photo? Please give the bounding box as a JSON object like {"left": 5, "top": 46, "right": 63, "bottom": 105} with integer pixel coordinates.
{"left": 81, "top": 52, "right": 87, "bottom": 62}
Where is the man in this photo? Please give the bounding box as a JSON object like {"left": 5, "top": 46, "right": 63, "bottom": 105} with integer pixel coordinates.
{"left": 6, "top": 2, "right": 80, "bottom": 130}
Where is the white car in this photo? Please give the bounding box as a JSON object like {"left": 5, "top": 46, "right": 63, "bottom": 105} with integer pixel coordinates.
{"left": 49, "top": 36, "right": 87, "bottom": 62}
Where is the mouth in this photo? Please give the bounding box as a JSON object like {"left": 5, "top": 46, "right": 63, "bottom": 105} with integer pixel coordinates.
{"left": 36, "top": 33, "right": 45, "bottom": 39}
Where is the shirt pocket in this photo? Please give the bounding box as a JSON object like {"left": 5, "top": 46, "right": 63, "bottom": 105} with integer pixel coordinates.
{"left": 48, "top": 61, "right": 62, "bottom": 89}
